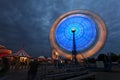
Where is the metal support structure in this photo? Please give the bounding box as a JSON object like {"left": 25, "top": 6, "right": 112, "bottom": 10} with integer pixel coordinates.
{"left": 71, "top": 28, "right": 78, "bottom": 64}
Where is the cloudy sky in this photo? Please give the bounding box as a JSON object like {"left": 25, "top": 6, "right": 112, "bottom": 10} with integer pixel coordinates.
{"left": 0, "top": 0, "right": 120, "bottom": 57}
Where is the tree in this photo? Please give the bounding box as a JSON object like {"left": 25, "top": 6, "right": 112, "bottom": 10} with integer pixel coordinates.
{"left": 97, "top": 54, "right": 109, "bottom": 63}
{"left": 109, "top": 52, "right": 119, "bottom": 62}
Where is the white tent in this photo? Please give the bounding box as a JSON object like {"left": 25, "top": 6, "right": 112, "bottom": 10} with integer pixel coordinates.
{"left": 38, "top": 56, "right": 45, "bottom": 58}
{"left": 38, "top": 56, "right": 46, "bottom": 61}
{"left": 47, "top": 57, "right": 52, "bottom": 60}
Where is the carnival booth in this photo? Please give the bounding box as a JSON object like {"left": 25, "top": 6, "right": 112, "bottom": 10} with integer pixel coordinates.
{"left": 9, "top": 49, "right": 31, "bottom": 70}
{"left": 13, "top": 49, "right": 30, "bottom": 63}
{"left": 0, "top": 45, "right": 12, "bottom": 72}
{"left": 38, "top": 56, "right": 46, "bottom": 62}
{"left": 0, "top": 45, "right": 12, "bottom": 58}
{"left": 46, "top": 57, "right": 52, "bottom": 63}
{"left": 47, "top": 57, "right": 52, "bottom": 60}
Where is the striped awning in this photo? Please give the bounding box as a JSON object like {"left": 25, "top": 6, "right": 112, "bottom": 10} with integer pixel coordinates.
{"left": 10, "top": 49, "right": 31, "bottom": 58}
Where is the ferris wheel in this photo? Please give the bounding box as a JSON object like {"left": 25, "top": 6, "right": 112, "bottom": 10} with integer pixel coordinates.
{"left": 50, "top": 10, "right": 107, "bottom": 62}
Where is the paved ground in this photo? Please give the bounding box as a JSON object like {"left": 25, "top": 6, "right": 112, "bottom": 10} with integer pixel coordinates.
{"left": 0, "top": 66, "right": 120, "bottom": 80}
{"left": 0, "top": 70, "right": 27, "bottom": 80}
{"left": 95, "top": 66, "right": 120, "bottom": 80}
{"left": 96, "top": 71, "right": 120, "bottom": 80}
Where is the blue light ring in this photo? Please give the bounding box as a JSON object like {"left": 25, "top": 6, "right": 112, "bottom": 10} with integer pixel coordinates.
{"left": 56, "top": 25, "right": 95, "bottom": 50}
{"left": 55, "top": 14, "right": 98, "bottom": 52}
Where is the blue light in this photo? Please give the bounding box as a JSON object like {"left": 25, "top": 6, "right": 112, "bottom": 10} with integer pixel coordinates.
{"left": 55, "top": 14, "right": 97, "bottom": 52}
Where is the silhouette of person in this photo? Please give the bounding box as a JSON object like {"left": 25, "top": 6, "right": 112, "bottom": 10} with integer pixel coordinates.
{"left": 27, "top": 59, "right": 39, "bottom": 80}
{"left": 1, "top": 57, "right": 10, "bottom": 72}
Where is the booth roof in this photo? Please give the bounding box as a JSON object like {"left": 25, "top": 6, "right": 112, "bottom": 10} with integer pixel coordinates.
{"left": 0, "top": 45, "right": 6, "bottom": 49}
{"left": 47, "top": 57, "right": 52, "bottom": 59}
{"left": 10, "top": 49, "right": 31, "bottom": 57}
{"left": 38, "top": 56, "right": 45, "bottom": 58}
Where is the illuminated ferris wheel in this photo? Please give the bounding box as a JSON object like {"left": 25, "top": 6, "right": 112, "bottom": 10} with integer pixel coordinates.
{"left": 50, "top": 10, "right": 107, "bottom": 61}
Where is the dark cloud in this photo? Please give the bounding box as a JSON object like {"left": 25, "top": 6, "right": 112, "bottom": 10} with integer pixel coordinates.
{"left": 0, "top": 0, "right": 120, "bottom": 57}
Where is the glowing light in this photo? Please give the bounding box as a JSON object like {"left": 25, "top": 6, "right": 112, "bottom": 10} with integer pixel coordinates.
{"left": 50, "top": 10, "right": 107, "bottom": 60}
{"left": 71, "top": 28, "right": 76, "bottom": 32}
{"left": 55, "top": 51, "right": 59, "bottom": 56}
{"left": 55, "top": 14, "right": 97, "bottom": 52}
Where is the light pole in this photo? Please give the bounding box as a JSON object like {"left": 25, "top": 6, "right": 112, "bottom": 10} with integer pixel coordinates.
{"left": 71, "top": 28, "right": 78, "bottom": 64}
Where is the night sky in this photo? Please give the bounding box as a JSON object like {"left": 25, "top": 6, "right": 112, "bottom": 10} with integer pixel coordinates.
{"left": 0, "top": 0, "right": 120, "bottom": 57}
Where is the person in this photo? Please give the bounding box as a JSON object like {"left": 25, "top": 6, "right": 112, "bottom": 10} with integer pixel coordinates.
{"left": 27, "top": 59, "right": 39, "bottom": 80}
{"left": 1, "top": 57, "right": 10, "bottom": 72}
